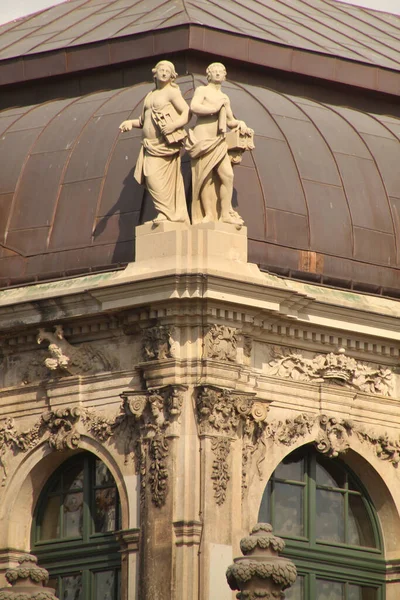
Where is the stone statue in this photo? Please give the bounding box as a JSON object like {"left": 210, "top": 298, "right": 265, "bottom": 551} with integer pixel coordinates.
{"left": 119, "top": 60, "right": 190, "bottom": 224}
{"left": 186, "top": 62, "right": 254, "bottom": 226}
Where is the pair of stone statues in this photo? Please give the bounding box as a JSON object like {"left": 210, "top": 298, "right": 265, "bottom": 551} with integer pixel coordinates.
{"left": 119, "top": 60, "right": 254, "bottom": 226}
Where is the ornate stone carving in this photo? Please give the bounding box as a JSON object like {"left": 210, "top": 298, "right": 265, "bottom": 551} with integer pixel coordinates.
{"left": 142, "top": 325, "right": 175, "bottom": 361}
{"left": 119, "top": 60, "right": 190, "bottom": 224}
{"left": 266, "top": 347, "right": 393, "bottom": 396}
{"left": 205, "top": 324, "right": 238, "bottom": 362}
{"left": 226, "top": 524, "right": 297, "bottom": 599}
{"left": 37, "top": 325, "right": 116, "bottom": 376}
{"left": 121, "top": 386, "right": 186, "bottom": 507}
{"left": 0, "top": 554, "right": 57, "bottom": 600}
{"left": 195, "top": 386, "right": 269, "bottom": 503}
{"left": 42, "top": 407, "right": 81, "bottom": 451}
{"left": 265, "top": 412, "right": 400, "bottom": 468}
{"left": 187, "top": 62, "right": 254, "bottom": 226}
{"left": 211, "top": 437, "right": 231, "bottom": 505}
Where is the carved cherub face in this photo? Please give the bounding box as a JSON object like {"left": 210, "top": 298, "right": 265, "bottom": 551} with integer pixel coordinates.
{"left": 206, "top": 62, "right": 227, "bottom": 83}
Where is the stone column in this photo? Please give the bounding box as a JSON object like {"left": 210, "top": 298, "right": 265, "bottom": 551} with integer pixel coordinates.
{"left": 226, "top": 523, "right": 297, "bottom": 599}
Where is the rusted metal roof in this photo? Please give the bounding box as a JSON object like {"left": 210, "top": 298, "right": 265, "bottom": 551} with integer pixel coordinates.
{"left": 1, "top": 74, "right": 400, "bottom": 294}
{"left": 1, "top": 0, "right": 400, "bottom": 72}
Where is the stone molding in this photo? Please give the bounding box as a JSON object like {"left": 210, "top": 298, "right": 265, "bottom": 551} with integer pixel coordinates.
{"left": 115, "top": 528, "right": 140, "bottom": 554}
{"left": 266, "top": 347, "right": 394, "bottom": 396}
{"left": 173, "top": 520, "right": 203, "bottom": 546}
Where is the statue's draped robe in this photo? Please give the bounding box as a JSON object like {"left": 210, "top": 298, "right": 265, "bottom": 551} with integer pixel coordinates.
{"left": 134, "top": 102, "right": 189, "bottom": 223}
{"left": 185, "top": 106, "right": 228, "bottom": 224}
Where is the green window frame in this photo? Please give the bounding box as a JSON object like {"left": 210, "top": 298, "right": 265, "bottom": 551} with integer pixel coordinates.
{"left": 32, "top": 452, "right": 121, "bottom": 600}
{"left": 258, "top": 446, "right": 386, "bottom": 600}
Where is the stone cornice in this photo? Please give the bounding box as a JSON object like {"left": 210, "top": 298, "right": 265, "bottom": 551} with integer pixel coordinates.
{"left": 1, "top": 269, "right": 400, "bottom": 355}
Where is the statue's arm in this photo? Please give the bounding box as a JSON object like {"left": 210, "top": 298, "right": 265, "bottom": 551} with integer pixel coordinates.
{"left": 159, "top": 89, "right": 190, "bottom": 135}
{"left": 190, "top": 86, "right": 223, "bottom": 116}
{"left": 119, "top": 97, "right": 147, "bottom": 132}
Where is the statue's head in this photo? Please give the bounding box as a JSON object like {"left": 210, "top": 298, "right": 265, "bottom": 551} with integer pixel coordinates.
{"left": 152, "top": 60, "right": 178, "bottom": 87}
{"left": 206, "top": 62, "right": 227, "bottom": 83}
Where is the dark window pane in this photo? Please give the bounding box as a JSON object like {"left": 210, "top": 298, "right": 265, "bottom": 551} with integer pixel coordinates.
{"left": 61, "top": 574, "right": 82, "bottom": 600}
{"left": 316, "top": 489, "right": 344, "bottom": 542}
{"left": 275, "top": 453, "right": 304, "bottom": 482}
{"left": 95, "top": 570, "right": 115, "bottom": 600}
{"left": 95, "top": 459, "right": 114, "bottom": 487}
{"left": 274, "top": 482, "right": 303, "bottom": 537}
{"left": 63, "top": 492, "right": 83, "bottom": 537}
{"left": 316, "top": 459, "right": 345, "bottom": 489}
{"left": 348, "top": 495, "right": 376, "bottom": 548}
{"left": 94, "top": 488, "right": 117, "bottom": 533}
{"left": 348, "top": 584, "right": 378, "bottom": 600}
{"left": 316, "top": 579, "right": 344, "bottom": 599}
{"left": 40, "top": 496, "right": 60, "bottom": 540}
{"left": 63, "top": 466, "right": 84, "bottom": 492}
{"left": 258, "top": 481, "right": 270, "bottom": 523}
{"left": 285, "top": 574, "right": 304, "bottom": 600}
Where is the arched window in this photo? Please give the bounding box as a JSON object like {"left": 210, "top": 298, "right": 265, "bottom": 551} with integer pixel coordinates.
{"left": 32, "top": 452, "right": 121, "bottom": 600}
{"left": 258, "top": 446, "right": 385, "bottom": 600}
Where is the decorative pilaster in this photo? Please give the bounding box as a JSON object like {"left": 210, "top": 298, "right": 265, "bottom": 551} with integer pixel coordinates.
{"left": 226, "top": 524, "right": 297, "bottom": 599}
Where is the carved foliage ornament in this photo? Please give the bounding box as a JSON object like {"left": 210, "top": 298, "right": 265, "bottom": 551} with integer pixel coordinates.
{"left": 205, "top": 325, "right": 238, "bottom": 362}
{"left": 267, "top": 347, "right": 394, "bottom": 396}
{"left": 266, "top": 413, "right": 400, "bottom": 467}
{"left": 37, "top": 325, "right": 116, "bottom": 376}
{"left": 195, "top": 386, "right": 269, "bottom": 505}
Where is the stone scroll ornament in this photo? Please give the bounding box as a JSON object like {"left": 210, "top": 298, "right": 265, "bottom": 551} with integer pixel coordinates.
{"left": 119, "top": 60, "right": 190, "bottom": 225}
{"left": 186, "top": 62, "right": 254, "bottom": 226}
{"left": 266, "top": 347, "right": 394, "bottom": 396}
{"left": 226, "top": 523, "right": 297, "bottom": 599}
{"left": 0, "top": 554, "right": 57, "bottom": 600}
{"left": 195, "top": 386, "right": 269, "bottom": 505}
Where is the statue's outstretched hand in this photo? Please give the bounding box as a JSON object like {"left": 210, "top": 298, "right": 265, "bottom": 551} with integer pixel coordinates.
{"left": 119, "top": 120, "right": 134, "bottom": 132}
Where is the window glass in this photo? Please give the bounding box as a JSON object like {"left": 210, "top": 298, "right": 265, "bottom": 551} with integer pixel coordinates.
{"left": 347, "top": 585, "right": 378, "bottom": 600}
{"left": 274, "top": 482, "right": 304, "bottom": 537}
{"left": 316, "top": 460, "right": 346, "bottom": 489}
{"left": 275, "top": 453, "right": 304, "bottom": 482}
{"left": 316, "top": 579, "right": 344, "bottom": 599}
{"left": 316, "top": 489, "right": 344, "bottom": 542}
{"left": 285, "top": 574, "right": 304, "bottom": 600}
{"left": 61, "top": 574, "right": 83, "bottom": 600}
{"left": 347, "top": 495, "right": 375, "bottom": 548}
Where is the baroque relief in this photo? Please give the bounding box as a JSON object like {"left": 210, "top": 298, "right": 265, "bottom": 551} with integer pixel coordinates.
{"left": 141, "top": 325, "right": 175, "bottom": 361}
{"left": 205, "top": 325, "right": 238, "bottom": 362}
{"left": 195, "top": 386, "right": 269, "bottom": 504}
{"left": 265, "top": 412, "right": 400, "bottom": 467}
{"left": 37, "top": 325, "right": 116, "bottom": 376}
{"left": 266, "top": 346, "right": 393, "bottom": 396}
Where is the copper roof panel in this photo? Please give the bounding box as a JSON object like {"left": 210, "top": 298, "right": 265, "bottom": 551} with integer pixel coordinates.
{"left": 266, "top": 208, "right": 309, "bottom": 248}
{"left": 360, "top": 134, "right": 400, "bottom": 197}
{"left": 251, "top": 136, "right": 308, "bottom": 215}
{"left": 335, "top": 154, "right": 393, "bottom": 233}
{"left": 233, "top": 164, "right": 265, "bottom": 241}
{"left": 0, "top": 128, "right": 42, "bottom": 194}
{"left": 6, "top": 227, "right": 50, "bottom": 256}
{"left": 9, "top": 150, "right": 69, "bottom": 231}
{"left": 303, "top": 180, "right": 353, "bottom": 257}
{"left": 8, "top": 98, "right": 72, "bottom": 132}
{"left": 353, "top": 227, "right": 396, "bottom": 265}
{"left": 333, "top": 106, "right": 396, "bottom": 139}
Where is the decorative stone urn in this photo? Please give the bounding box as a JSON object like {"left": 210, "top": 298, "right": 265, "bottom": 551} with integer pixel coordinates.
{"left": 226, "top": 523, "right": 297, "bottom": 599}
{"left": 0, "top": 555, "right": 57, "bottom": 600}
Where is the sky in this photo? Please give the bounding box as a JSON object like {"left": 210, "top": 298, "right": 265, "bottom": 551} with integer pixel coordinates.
{"left": 0, "top": 0, "right": 400, "bottom": 26}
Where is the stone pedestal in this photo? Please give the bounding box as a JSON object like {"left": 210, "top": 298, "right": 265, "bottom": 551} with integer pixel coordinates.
{"left": 121, "top": 221, "right": 264, "bottom": 281}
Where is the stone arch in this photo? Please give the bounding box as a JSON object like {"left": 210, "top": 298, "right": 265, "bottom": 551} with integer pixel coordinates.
{"left": 245, "top": 431, "right": 400, "bottom": 559}
{"left": 0, "top": 434, "right": 137, "bottom": 552}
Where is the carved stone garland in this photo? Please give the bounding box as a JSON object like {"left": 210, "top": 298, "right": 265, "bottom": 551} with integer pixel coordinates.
{"left": 195, "top": 386, "right": 269, "bottom": 505}
{"left": 226, "top": 523, "right": 297, "bottom": 599}
{"left": 267, "top": 347, "right": 394, "bottom": 396}
{"left": 265, "top": 413, "right": 400, "bottom": 466}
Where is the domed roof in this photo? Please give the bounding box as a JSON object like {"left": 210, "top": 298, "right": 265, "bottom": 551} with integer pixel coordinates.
{"left": 1, "top": 74, "right": 400, "bottom": 294}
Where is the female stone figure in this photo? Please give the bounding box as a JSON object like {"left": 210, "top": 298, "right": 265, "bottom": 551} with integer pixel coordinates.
{"left": 119, "top": 60, "right": 190, "bottom": 224}
{"left": 186, "top": 62, "right": 253, "bottom": 225}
